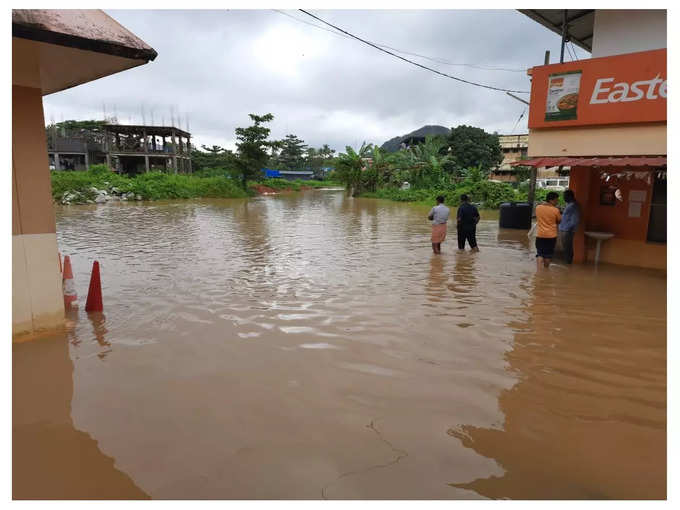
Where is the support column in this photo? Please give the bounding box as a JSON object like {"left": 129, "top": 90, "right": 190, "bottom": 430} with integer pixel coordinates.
{"left": 84, "top": 151, "right": 89, "bottom": 171}
{"left": 171, "top": 129, "right": 177, "bottom": 174}
{"left": 187, "top": 136, "right": 192, "bottom": 173}
{"left": 54, "top": 152, "right": 60, "bottom": 170}
{"left": 145, "top": 155, "right": 150, "bottom": 173}
{"left": 12, "top": 85, "right": 64, "bottom": 338}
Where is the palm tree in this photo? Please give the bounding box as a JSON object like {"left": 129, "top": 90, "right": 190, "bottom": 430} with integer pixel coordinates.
{"left": 336, "top": 142, "right": 373, "bottom": 196}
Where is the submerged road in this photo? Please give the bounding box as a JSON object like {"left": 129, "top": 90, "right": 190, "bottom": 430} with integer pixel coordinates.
{"left": 13, "top": 190, "right": 666, "bottom": 499}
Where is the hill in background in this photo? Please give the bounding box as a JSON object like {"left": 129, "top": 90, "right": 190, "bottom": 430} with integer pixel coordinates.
{"left": 380, "top": 125, "right": 450, "bottom": 152}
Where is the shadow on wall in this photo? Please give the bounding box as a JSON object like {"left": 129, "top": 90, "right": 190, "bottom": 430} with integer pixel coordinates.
{"left": 12, "top": 312, "right": 149, "bottom": 500}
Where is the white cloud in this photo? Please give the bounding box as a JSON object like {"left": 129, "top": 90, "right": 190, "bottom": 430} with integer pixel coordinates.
{"left": 42, "top": 9, "right": 589, "bottom": 152}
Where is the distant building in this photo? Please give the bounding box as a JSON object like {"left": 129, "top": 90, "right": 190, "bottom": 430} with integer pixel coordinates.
{"left": 103, "top": 124, "right": 192, "bottom": 175}
{"left": 489, "top": 134, "right": 528, "bottom": 182}
{"left": 47, "top": 123, "right": 192, "bottom": 175}
{"left": 278, "top": 170, "right": 314, "bottom": 181}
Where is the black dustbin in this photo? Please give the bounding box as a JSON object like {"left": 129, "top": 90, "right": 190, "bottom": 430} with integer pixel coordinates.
{"left": 499, "top": 202, "right": 532, "bottom": 229}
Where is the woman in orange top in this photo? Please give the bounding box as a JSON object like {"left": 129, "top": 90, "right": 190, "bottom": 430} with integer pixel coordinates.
{"left": 534, "top": 191, "right": 561, "bottom": 269}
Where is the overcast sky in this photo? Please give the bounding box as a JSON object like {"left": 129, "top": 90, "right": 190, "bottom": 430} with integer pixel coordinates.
{"left": 42, "top": 9, "right": 590, "bottom": 153}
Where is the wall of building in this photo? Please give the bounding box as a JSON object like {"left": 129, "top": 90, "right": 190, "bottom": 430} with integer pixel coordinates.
{"left": 528, "top": 123, "right": 666, "bottom": 158}
{"left": 591, "top": 10, "right": 667, "bottom": 58}
{"left": 568, "top": 166, "right": 665, "bottom": 270}
{"left": 13, "top": 85, "right": 64, "bottom": 338}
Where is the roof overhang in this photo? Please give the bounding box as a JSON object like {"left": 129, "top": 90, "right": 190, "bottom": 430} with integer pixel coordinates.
{"left": 519, "top": 9, "right": 594, "bottom": 52}
{"left": 513, "top": 156, "right": 667, "bottom": 168}
{"left": 12, "top": 9, "right": 157, "bottom": 95}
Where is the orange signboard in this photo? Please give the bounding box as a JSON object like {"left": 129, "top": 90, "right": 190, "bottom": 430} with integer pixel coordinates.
{"left": 528, "top": 48, "right": 666, "bottom": 129}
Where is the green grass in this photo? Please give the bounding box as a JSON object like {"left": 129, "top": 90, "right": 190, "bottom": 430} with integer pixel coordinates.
{"left": 252, "top": 178, "right": 342, "bottom": 191}
{"left": 52, "top": 167, "right": 248, "bottom": 203}
{"left": 358, "top": 180, "right": 566, "bottom": 209}
{"left": 51, "top": 166, "right": 343, "bottom": 204}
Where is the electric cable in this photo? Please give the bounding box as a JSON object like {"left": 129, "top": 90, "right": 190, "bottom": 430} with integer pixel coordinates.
{"left": 297, "top": 9, "right": 530, "bottom": 94}
{"left": 273, "top": 10, "right": 525, "bottom": 73}
{"left": 510, "top": 108, "right": 526, "bottom": 135}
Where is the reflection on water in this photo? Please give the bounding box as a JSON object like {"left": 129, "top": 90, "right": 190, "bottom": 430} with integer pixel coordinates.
{"left": 449, "top": 269, "right": 666, "bottom": 499}
{"left": 13, "top": 192, "right": 665, "bottom": 499}
{"left": 12, "top": 330, "right": 149, "bottom": 499}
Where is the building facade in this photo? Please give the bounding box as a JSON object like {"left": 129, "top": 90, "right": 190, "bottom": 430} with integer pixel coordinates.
{"left": 520, "top": 9, "right": 666, "bottom": 270}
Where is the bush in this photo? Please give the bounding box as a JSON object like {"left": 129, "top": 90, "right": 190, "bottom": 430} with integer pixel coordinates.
{"left": 51, "top": 167, "right": 248, "bottom": 203}
{"left": 252, "top": 179, "right": 341, "bottom": 191}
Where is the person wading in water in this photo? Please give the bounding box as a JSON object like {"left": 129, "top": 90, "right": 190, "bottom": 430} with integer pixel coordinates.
{"left": 559, "top": 189, "right": 580, "bottom": 264}
{"left": 535, "top": 191, "right": 562, "bottom": 269}
{"left": 428, "top": 195, "right": 450, "bottom": 254}
{"left": 456, "top": 194, "right": 480, "bottom": 252}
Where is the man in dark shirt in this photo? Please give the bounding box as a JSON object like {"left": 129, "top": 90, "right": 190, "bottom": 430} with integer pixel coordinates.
{"left": 457, "top": 194, "right": 480, "bottom": 252}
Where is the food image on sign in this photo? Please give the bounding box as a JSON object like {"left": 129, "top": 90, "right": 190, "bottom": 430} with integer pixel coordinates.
{"left": 545, "top": 71, "right": 582, "bottom": 121}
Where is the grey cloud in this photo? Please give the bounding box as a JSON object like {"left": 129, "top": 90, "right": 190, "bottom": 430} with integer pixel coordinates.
{"left": 43, "top": 9, "right": 589, "bottom": 152}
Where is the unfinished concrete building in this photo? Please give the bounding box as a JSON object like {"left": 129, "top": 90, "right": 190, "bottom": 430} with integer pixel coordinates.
{"left": 103, "top": 124, "right": 192, "bottom": 175}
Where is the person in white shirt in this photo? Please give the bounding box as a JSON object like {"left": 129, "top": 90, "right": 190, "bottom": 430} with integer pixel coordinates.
{"left": 428, "top": 195, "right": 450, "bottom": 254}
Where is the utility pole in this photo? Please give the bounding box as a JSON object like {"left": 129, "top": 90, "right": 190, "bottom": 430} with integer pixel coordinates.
{"left": 560, "top": 10, "right": 568, "bottom": 63}
{"left": 526, "top": 50, "right": 551, "bottom": 210}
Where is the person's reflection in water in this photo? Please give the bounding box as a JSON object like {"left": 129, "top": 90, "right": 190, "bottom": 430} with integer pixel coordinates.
{"left": 446, "top": 271, "right": 666, "bottom": 499}
{"left": 88, "top": 312, "right": 111, "bottom": 360}
{"left": 13, "top": 332, "right": 149, "bottom": 499}
{"left": 447, "top": 251, "right": 478, "bottom": 299}
{"left": 425, "top": 255, "right": 447, "bottom": 305}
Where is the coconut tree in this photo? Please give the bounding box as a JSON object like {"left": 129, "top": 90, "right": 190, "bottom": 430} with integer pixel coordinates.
{"left": 335, "top": 142, "right": 373, "bottom": 196}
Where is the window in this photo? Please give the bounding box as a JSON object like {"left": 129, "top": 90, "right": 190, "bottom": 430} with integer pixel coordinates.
{"left": 647, "top": 173, "right": 666, "bottom": 243}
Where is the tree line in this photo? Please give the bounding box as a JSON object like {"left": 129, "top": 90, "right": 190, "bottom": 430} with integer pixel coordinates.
{"left": 191, "top": 114, "right": 337, "bottom": 187}
{"left": 334, "top": 125, "right": 504, "bottom": 196}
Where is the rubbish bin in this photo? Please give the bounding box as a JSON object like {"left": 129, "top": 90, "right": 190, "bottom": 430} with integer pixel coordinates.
{"left": 499, "top": 202, "right": 532, "bottom": 229}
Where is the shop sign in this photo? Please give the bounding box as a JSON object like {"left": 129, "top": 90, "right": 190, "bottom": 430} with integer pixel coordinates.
{"left": 528, "top": 48, "right": 666, "bottom": 129}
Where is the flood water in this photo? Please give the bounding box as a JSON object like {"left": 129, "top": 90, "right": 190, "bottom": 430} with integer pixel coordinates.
{"left": 13, "top": 191, "right": 666, "bottom": 499}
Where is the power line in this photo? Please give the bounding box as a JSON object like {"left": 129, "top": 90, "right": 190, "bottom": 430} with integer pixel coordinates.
{"left": 510, "top": 108, "right": 526, "bottom": 135}
{"left": 273, "top": 9, "right": 525, "bottom": 73}
{"left": 569, "top": 41, "right": 580, "bottom": 61}
{"left": 297, "top": 9, "right": 530, "bottom": 94}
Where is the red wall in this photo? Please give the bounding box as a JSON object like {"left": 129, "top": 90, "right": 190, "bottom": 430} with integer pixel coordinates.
{"left": 568, "top": 166, "right": 655, "bottom": 263}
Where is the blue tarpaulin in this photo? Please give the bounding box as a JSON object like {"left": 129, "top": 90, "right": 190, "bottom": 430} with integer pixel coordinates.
{"left": 264, "top": 169, "right": 280, "bottom": 178}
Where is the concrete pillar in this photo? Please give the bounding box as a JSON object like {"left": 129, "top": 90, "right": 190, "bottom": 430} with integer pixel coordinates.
{"left": 54, "top": 152, "right": 60, "bottom": 170}
{"left": 12, "top": 85, "right": 64, "bottom": 338}
{"left": 171, "top": 130, "right": 177, "bottom": 173}
{"left": 84, "top": 151, "right": 89, "bottom": 171}
{"left": 187, "top": 136, "right": 192, "bottom": 173}
{"left": 145, "top": 155, "right": 150, "bottom": 173}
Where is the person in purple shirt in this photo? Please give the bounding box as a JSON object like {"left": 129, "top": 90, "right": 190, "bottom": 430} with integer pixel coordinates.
{"left": 559, "top": 189, "right": 580, "bottom": 264}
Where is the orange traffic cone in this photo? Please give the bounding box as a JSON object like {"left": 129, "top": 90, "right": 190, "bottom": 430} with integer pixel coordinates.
{"left": 85, "top": 261, "right": 103, "bottom": 312}
{"left": 62, "top": 255, "right": 77, "bottom": 309}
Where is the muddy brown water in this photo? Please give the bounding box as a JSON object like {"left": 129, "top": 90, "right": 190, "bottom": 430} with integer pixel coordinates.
{"left": 13, "top": 191, "right": 666, "bottom": 499}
